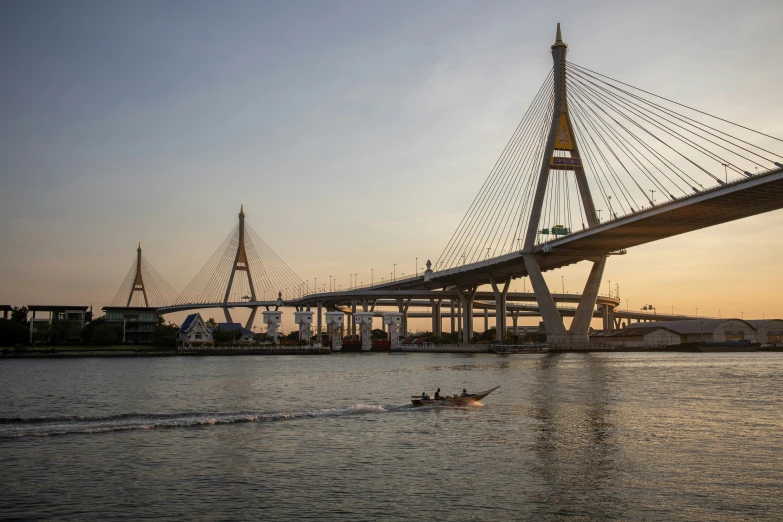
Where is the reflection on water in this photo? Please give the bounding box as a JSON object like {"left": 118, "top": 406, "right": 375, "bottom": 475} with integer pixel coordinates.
{"left": 1, "top": 353, "right": 782, "bottom": 520}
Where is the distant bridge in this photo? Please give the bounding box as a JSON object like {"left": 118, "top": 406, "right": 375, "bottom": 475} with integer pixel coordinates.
{"left": 110, "top": 24, "right": 783, "bottom": 345}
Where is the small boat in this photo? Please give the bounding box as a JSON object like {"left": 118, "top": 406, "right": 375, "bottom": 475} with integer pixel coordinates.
{"left": 410, "top": 386, "right": 499, "bottom": 407}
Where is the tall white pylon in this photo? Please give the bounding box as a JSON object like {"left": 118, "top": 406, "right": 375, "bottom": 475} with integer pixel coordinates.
{"left": 522, "top": 24, "right": 607, "bottom": 345}
{"left": 222, "top": 204, "right": 259, "bottom": 328}
{"left": 127, "top": 242, "right": 149, "bottom": 307}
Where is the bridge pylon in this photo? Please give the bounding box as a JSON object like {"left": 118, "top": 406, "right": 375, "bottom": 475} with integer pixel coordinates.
{"left": 222, "top": 204, "right": 259, "bottom": 328}
{"left": 523, "top": 24, "right": 606, "bottom": 344}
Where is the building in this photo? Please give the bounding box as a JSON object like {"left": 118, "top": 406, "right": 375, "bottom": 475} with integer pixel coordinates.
{"left": 103, "top": 306, "right": 160, "bottom": 344}
{"left": 602, "top": 326, "right": 681, "bottom": 348}
{"left": 627, "top": 319, "right": 757, "bottom": 343}
{"left": 28, "top": 305, "right": 90, "bottom": 344}
{"left": 1, "top": 305, "right": 12, "bottom": 320}
{"left": 178, "top": 313, "right": 213, "bottom": 348}
{"left": 746, "top": 319, "right": 783, "bottom": 345}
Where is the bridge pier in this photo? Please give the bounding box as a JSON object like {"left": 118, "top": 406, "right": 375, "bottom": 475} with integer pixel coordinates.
{"left": 294, "top": 310, "right": 313, "bottom": 343}
{"left": 430, "top": 299, "right": 443, "bottom": 336}
{"left": 383, "top": 312, "right": 403, "bottom": 349}
{"left": 245, "top": 306, "right": 258, "bottom": 330}
{"left": 325, "top": 311, "right": 344, "bottom": 351}
{"left": 354, "top": 312, "right": 374, "bottom": 350}
{"left": 450, "top": 300, "right": 455, "bottom": 333}
{"left": 262, "top": 310, "right": 282, "bottom": 343}
{"left": 456, "top": 285, "right": 477, "bottom": 343}
{"left": 490, "top": 277, "right": 510, "bottom": 342}
{"left": 316, "top": 301, "right": 323, "bottom": 344}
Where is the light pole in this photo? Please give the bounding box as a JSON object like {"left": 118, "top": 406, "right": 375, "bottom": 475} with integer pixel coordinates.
{"left": 393, "top": 264, "right": 396, "bottom": 282}
{"left": 371, "top": 269, "right": 373, "bottom": 286}
{"left": 355, "top": 273, "right": 358, "bottom": 288}
{"left": 695, "top": 308, "right": 698, "bottom": 318}
{"left": 597, "top": 209, "right": 603, "bottom": 222}
{"left": 607, "top": 280, "right": 611, "bottom": 297}
{"left": 561, "top": 276, "right": 564, "bottom": 294}
{"left": 723, "top": 163, "right": 728, "bottom": 183}
{"left": 415, "top": 258, "right": 418, "bottom": 276}
{"left": 314, "top": 278, "right": 317, "bottom": 295}
{"left": 649, "top": 189, "right": 656, "bottom": 205}
{"left": 329, "top": 275, "right": 332, "bottom": 292}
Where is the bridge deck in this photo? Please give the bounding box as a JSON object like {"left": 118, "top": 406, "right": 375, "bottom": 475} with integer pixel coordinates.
{"left": 396, "top": 167, "right": 783, "bottom": 289}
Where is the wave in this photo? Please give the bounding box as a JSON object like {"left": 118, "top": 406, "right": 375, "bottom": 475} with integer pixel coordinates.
{"left": 0, "top": 404, "right": 396, "bottom": 438}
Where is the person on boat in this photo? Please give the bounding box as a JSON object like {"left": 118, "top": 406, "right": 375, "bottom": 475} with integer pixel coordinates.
{"left": 434, "top": 388, "right": 441, "bottom": 399}
{"left": 460, "top": 388, "right": 469, "bottom": 397}
{"left": 421, "top": 392, "right": 430, "bottom": 400}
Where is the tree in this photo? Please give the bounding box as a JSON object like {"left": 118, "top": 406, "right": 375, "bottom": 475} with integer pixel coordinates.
{"left": 153, "top": 323, "right": 179, "bottom": 347}
{"left": 479, "top": 327, "right": 496, "bottom": 342}
{"left": 206, "top": 318, "right": 218, "bottom": 328}
{"left": 213, "top": 327, "right": 240, "bottom": 344}
{"left": 10, "top": 306, "right": 29, "bottom": 326}
{"left": 371, "top": 328, "right": 387, "bottom": 340}
{"left": 0, "top": 319, "right": 28, "bottom": 346}
{"left": 55, "top": 319, "right": 81, "bottom": 344}
{"left": 92, "top": 323, "right": 118, "bottom": 345}
{"left": 282, "top": 331, "right": 299, "bottom": 342}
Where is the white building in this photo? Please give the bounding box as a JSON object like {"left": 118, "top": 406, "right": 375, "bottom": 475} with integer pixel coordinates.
{"left": 746, "top": 319, "right": 783, "bottom": 345}
{"left": 178, "top": 313, "right": 213, "bottom": 348}
{"left": 604, "top": 326, "right": 681, "bottom": 348}
{"left": 627, "top": 319, "right": 757, "bottom": 343}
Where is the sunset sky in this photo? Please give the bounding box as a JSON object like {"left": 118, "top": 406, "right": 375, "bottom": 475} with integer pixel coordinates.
{"left": 2, "top": 0, "right": 782, "bottom": 332}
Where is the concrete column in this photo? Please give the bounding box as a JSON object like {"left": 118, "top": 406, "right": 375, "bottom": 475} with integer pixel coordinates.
{"left": 354, "top": 312, "right": 374, "bottom": 351}
{"left": 601, "top": 304, "right": 609, "bottom": 331}
{"left": 512, "top": 311, "right": 519, "bottom": 335}
{"left": 490, "top": 277, "right": 511, "bottom": 342}
{"left": 484, "top": 308, "right": 489, "bottom": 332}
{"left": 262, "top": 310, "right": 282, "bottom": 343}
{"left": 245, "top": 306, "right": 259, "bottom": 331}
{"left": 383, "top": 312, "right": 403, "bottom": 349}
{"left": 325, "top": 311, "right": 344, "bottom": 351}
{"left": 450, "top": 300, "right": 455, "bottom": 333}
{"left": 316, "top": 301, "right": 323, "bottom": 344}
{"left": 457, "top": 285, "right": 477, "bottom": 343}
{"left": 351, "top": 301, "right": 357, "bottom": 336}
{"left": 523, "top": 254, "right": 568, "bottom": 342}
{"left": 294, "top": 311, "right": 314, "bottom": 343}
{"left": 608, "top": 306, "right": 615, "bottom": 330}
{"left": 457, "top": 299, "right": 463, "bottom": 335}
{"left": 435, "top": 299, "right": 442, "bottom": 335}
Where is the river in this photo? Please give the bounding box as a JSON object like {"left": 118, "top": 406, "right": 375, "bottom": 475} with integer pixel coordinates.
{"left": 1, "top": 352, "right": 781, "bottom": 520}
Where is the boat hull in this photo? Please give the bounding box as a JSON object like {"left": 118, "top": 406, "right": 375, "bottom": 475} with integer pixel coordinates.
{"left": 411, "top": 386, "right": 499, "bottom": 407}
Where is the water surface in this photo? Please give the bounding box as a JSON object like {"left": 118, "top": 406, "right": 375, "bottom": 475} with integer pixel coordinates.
{"left": 1, "top": 353, "right": 781, "bottom": 520}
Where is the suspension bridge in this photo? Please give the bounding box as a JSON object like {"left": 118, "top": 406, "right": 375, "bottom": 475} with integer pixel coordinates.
{"left": 109, "top": 25, "right": 783, "bottom": 346}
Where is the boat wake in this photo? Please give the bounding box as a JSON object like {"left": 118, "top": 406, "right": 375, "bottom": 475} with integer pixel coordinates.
{"left": 0, "top": 404, "right": 396, "bottom": 438}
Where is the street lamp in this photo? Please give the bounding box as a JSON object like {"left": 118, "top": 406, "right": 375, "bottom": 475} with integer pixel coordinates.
{"left": 561, "top": 276, "right": 564, "bottom": 294}
{"left": 371, "top": 269, "right": 374, "bottom": 286}
{"left": 393, "top": 263, "right": 396, "bottom": 281}
{"left": 723, "top": 163, "right": 728, "bottom": 183}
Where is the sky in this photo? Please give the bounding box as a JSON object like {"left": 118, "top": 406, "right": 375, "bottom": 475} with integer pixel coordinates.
{"left": 1, "top": 0, "right": 782, "bottom": 333}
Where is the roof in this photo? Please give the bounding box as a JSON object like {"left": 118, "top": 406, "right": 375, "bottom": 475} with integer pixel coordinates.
{"left": 28, "top": 305, "right": 90, "bottom": 312}
{"left": 0, "top": 305, "right": 13, "bottom": 312}
{"left": 102, "top": 306, "right": 158, "bottom": 312}
{"left": 180, "top": 313, "right": 198, "bottom": 331}
{"left": 610, "top": 326, "right": 678, "bottom": 338}
{"left": 746, "top": 319, "right": 783, "bottom": 329}
{"left": 216, "top": 322, "right": 252, "bottom": 335}
{"left": 627, "top": 319, "right": 754, "bottom": 334}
